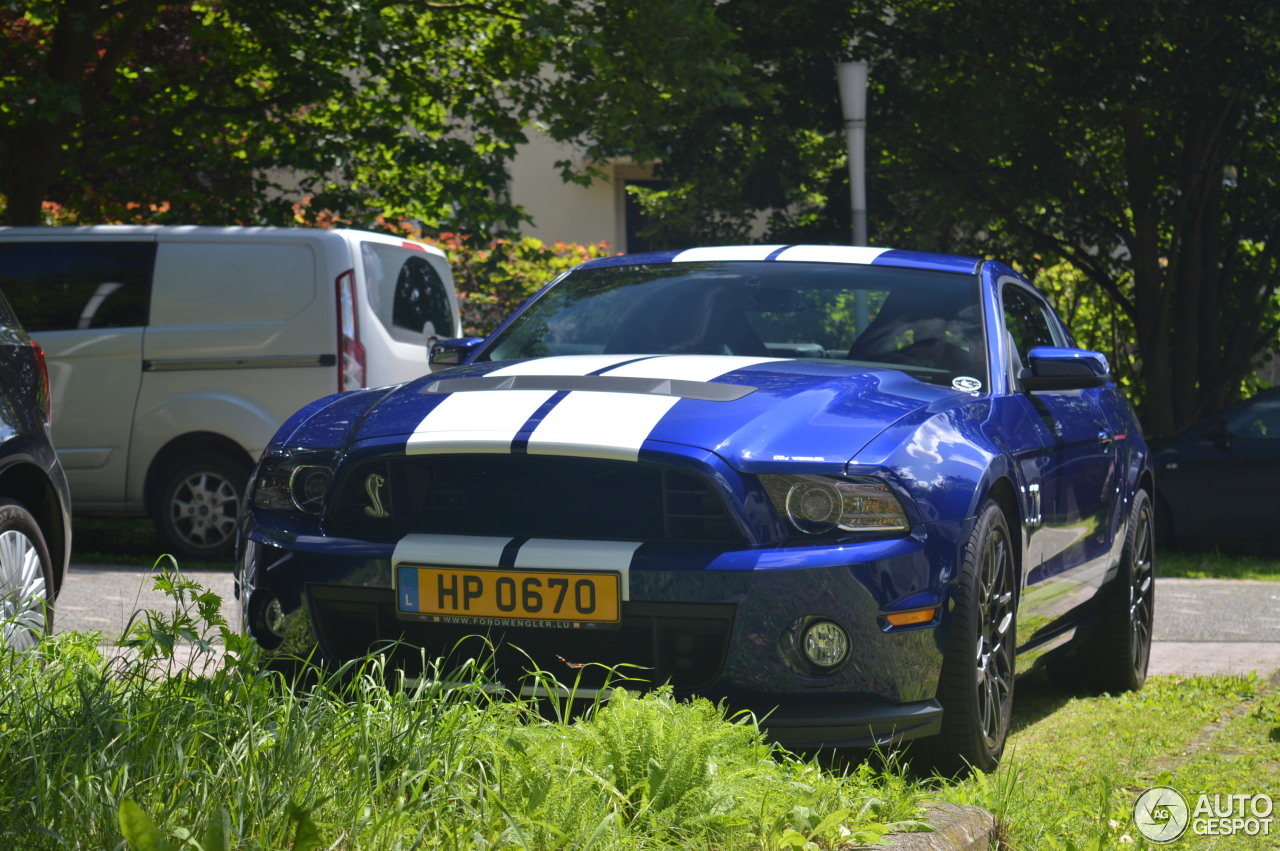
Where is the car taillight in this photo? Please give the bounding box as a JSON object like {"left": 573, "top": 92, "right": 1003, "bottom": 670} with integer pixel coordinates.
{"left": 336, "top": 270, "right": 365, "bottom": 391}
{"left": 30, "top": 339, "right": 51, "bottom": 424}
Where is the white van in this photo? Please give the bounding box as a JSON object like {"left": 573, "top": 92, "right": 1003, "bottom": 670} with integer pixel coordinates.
{"left": 0, "top": 226, "right": 461, "bottom": 561}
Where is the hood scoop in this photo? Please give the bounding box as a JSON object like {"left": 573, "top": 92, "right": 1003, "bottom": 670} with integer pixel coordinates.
{"left": 421, "top": 373, "right": 757, "bottom": 402}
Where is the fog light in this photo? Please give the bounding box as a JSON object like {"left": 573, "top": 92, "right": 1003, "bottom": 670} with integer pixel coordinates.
{"left": 248, "top": 589, "right": 288, "bottom": 649}
{"left": 263, "top": 597, "right": 287, "bottom": 638}
{"left": 802, "top": 620, "right": 850, "bottom": 668}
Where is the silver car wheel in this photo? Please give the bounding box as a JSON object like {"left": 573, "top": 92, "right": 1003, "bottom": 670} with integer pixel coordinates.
{"left": 170, "top": 470, "right": 240, "bottom": 550}
{"left": 0, "top": 526, "right": 50, "bottom": 651}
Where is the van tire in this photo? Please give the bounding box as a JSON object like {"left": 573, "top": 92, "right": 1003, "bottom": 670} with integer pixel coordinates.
{"left": 154, "top": 453, "right": 249, "bottom": 563}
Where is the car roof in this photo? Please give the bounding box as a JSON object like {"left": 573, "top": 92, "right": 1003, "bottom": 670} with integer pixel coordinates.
{"left": 576, "top": 244, "right": 984, "bottom": 276}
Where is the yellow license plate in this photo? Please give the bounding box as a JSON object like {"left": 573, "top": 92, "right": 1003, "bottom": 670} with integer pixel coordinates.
{"left": 396, "top": 565, "right": 621, "bottom": 625}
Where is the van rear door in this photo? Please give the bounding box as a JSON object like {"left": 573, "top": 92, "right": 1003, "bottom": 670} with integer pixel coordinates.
{"left": 354, "top": 236, "right": 461, "bottom": 386}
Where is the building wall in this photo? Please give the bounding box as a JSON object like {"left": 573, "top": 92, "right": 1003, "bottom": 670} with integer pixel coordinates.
{"left": 508, "top": 129, "right": 653, "bottom": 252}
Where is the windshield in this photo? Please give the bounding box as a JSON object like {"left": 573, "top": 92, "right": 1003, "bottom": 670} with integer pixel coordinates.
{"left": 482, "top": 261, "right": 988, "bottom": 388}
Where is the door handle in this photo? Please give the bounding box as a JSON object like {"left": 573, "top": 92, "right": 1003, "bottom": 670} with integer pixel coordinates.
{"left": 1098, "top": 430, "right": 1114, "bottom": 450}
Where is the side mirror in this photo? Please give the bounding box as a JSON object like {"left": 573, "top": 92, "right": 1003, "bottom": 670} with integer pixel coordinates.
{"left": 1020, "top": 346, "right": 1110, "bottom": 392}
{"left": 429, "top": 336, "right": 485, "bottom": 369}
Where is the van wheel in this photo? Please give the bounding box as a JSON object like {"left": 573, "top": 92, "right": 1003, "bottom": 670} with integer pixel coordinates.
{"left": 0, "top": 498, "right": 54, "bottom": 651}
{"left": 154, "top": 454, "right": 248, "bottom": 563}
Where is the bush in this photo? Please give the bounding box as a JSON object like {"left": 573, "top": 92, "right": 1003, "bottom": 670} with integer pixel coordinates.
{"left": 418, "top": 233, "right": 615, "bottom": 336}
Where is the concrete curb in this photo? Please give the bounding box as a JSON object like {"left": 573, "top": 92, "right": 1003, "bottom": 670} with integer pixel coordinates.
{"left": 845, "top": 803, "right": 997, "bottom": 850}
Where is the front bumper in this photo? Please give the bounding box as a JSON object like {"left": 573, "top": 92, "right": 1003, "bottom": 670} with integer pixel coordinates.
{"left": 238, "top": 519, "right": 961, "bottom": 748}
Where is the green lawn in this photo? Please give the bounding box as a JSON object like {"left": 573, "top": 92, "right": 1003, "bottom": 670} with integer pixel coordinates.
{"left": 933, "top": 671, "right": 1280, "bottom": 849}
{"left": 1159, "top": 547, "right": 1280, "bottom": 581}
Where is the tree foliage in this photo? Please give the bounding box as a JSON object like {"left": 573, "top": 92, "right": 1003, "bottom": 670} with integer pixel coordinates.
{"left": 4, "top": 1, "right": 1278, "bottom": 432}
{"left": 544, "top": 0, "right": 1280, "bottom": 433}
{"left": 1, "top": 0, "right": 540, "bottom": 231}
{"left": 534, "top": 0, "right": 864, "bottom": 247}
{"left": 863, "top": 0, "right": 1280, "bottom": 434}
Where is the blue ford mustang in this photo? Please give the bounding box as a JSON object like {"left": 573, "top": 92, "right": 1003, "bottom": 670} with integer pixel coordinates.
{"left": 236, "top": 244, "right": 1154, "bottom": 772}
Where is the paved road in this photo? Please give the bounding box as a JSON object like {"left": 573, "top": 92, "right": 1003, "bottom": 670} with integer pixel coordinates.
{"left": 1148, "top": 577, "right": 1280, "bottom": 676}
{"left": 53, "top": 566, "right": 1280, "bottom": 678}
{"left": 55, "top": 563, "right": 239, "bottom": 638}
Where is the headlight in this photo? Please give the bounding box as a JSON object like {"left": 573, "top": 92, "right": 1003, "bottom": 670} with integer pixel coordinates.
{"left": 761, "top": 474, "right": 909, "bottom": 535}
{"left": 252, "top": 451, "right": 336, "bottom": 515}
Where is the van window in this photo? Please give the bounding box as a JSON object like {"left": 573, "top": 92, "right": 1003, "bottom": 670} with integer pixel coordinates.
{"left": 149, "top": 242, "right": 314, "bottom": 325}
{"left": 0, "top": 241, "right": 153, "bottom": 331}
{"left": 362, "top": 242, "right": 454, "bottom": 343}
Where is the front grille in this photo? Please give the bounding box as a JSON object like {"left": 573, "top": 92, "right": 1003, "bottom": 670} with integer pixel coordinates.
{"left": 309, "top": 585, "right": 735, "bottom": 692}
{"left": 330, "top": 454, "right": 743, "bottom": 545}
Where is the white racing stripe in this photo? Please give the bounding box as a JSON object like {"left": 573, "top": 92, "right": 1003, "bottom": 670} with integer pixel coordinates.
{"left": 407, "top": 353, "right": 779, "bottom": 461}
{"left": 392, "top": 534, "right": 511, "bottom": 567}
{"left": 672, "top": 245, "right": 786, "bottom": 263}
{"left": 526, "top": 355, "right": 778, "bottom": 461}
{"left": 407, "top": 355, "right": 649, "bottom": 454}
{"left": 526, "top": 391, "right": 681, "bottom": 461}
{"left": 391, "top": 535, "right": 639, "bottom": 602}
{"left": 772, "top": 245, "right": 889, "bottom": 265}
{"left": 514, "top": 539, "right": 641, "bottom": 600}
{"left": 407, "top": 389, "right": 555, "bottom": 454}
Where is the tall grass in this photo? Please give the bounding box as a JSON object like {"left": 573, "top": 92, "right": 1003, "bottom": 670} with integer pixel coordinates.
{"left": 0, "top": 569, "right": 924, "bottom": 849}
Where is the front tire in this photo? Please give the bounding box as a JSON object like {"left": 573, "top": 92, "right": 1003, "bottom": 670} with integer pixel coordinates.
{"left": 154, "top": 453, "right": 248, "bottom": 562}
{"left": 928, "top": 499, "right": 1017, "bottom": 775}
{"left": 0, "top": 498, "right": 55, "bottom": 651}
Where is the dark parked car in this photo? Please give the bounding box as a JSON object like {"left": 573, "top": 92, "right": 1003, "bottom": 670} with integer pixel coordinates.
{"left": 1149, "top": 387, "right": 1280, "bottom": 551}
{"left": 0, "top": 288, "right": 70, "bottom": 650}
{"left": 236, "top": 245, "right": 1154, "bottom": 772}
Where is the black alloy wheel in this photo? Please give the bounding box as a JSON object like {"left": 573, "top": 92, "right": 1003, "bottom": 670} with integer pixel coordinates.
{"left": 928, "top": 499, "right": 1017, "bottom": 775}
{"left": 1091, "top": 489, "right": 1155, "bottom": 693}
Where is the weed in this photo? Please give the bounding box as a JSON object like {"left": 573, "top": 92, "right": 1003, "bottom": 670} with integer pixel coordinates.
{"left": 0, "top": 567, "right": 924, "bottom": 849}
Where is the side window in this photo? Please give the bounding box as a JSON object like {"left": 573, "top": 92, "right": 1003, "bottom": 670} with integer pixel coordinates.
{"left": 150, "top": 242, "right": 313, "bottom": 325}
{"left": 1226, "top": 395, "right": 1280, "bottom": 440}
{"left": 363, "top": 243, "right": 455, "bottom": 343}
{"left": 1002, "top": 285, "right": 1060, "bottom": 361}
{"left": 0, "top": 241, "right": 153, "bottom": 332}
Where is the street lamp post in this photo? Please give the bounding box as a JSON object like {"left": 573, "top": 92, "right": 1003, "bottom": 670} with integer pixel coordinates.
{"left": 837, "top": 60, "right": 869, "bottom": 247}
{"left": 837, "top": 60, "right": 870, "bottom": 331}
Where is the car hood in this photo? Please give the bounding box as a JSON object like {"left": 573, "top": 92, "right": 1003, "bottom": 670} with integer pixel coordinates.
{"left": 346, "top": 355, "right": 967, "bottom": 473}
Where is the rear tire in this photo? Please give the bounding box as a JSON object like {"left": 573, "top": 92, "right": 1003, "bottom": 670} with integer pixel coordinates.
{"left": 926, "top": 499, "right": 1017, "bottom": 775}
{"left": 1090, "top": 490, "right": 1154, "bottom": 693}
{"left": 154, "top": 453, "right": 248, "bottom": 562}
{"left": 0, "top": 498, "right": 54, "bottom": 651}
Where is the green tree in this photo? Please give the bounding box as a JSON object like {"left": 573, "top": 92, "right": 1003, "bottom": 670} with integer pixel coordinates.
{"left": 863, "top": 0, "right": 1280, "bottom": 434}
{"left": 0, "top": 0, "right": 748, "bottom": 235}
{"left": 0, "top": 0, "right": 543, "bottom": 230}
{"left": 540, "top": 1, "right": 1280, "bottom": 433}
{"left": 534, "top": 0, "right": 863, "bottom": 247}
